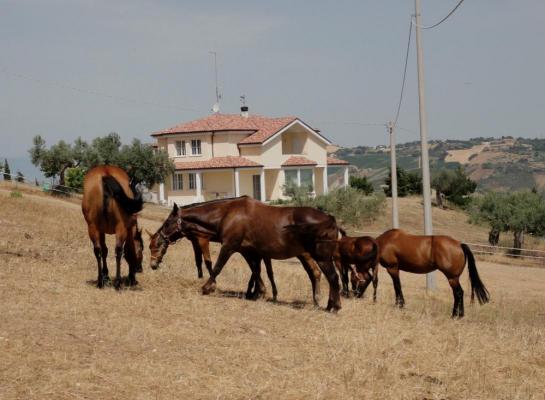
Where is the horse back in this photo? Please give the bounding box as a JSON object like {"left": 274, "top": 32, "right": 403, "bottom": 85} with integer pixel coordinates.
{"left": 82, "top": 165, "right": 135, "bottom": 233}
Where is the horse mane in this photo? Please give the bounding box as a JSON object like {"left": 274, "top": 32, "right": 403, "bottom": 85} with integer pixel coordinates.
{"left": 180, "top": 195, "right": 249, "bottom": 210}
{"left": 102, "top": 175, "right": 143, "bottom": 215}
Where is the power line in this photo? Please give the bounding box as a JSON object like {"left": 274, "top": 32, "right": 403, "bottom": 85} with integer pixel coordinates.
{"left": 0, "top": 67, "right": 201, "bottom": 112}
{"left": 412, "top": 0, "right": 466, "bottom": 30}
{"left": 393, "top": 18, "right": 413, "bottom": 127}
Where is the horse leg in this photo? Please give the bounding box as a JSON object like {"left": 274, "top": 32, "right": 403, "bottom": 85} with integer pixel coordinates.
{"left": 448, "top": 277, "right": 464, "bottom": 318}
{"left": 114, "top": 230, "right": 127, "bottom": 291}
{"left": 200, "top": 238, "right": 213, "bottom": 276}
{"left": 297, "top": 255, "right": 321, "bottom": 307}
{"left": 190, "top": 239, "right": 204, "bottom": 278}
{"left": 88, "top": 226, "right": 104, "bottom": 288}
{"left": 317, "top": 260, "right": 342, "bottom": 312}
{"left": 264, "top": 258, "right": 278, "bottom": 302}
{"left": 99, "top": 232, "right": 110, "bottom": 284}
{"left": 241, "top": 253, "right": 265, "bottom": 300}
{"left": 387, "top": 266, "right": 405, "bottom": 308}
{"left": 202, "top": 245, "right": 234, "bottom": 295}
{"left": 372, "top": 262, "right": 379, "bottom": 303}
{"left": 337, "top": 260, "right": 350, "bottom": 297}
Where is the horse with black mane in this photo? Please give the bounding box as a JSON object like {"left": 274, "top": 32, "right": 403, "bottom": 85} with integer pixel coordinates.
{"left": 148, "top": 200, "right": 323, "bottom": 304}
{"left": 82, "top": 165, "right": 144, "bottom": 289}
{"left": 171, "top": 196, "right": 342, "bottom": 311}
{"left": 376, "top": 229, "right": 489, "bottom": 318}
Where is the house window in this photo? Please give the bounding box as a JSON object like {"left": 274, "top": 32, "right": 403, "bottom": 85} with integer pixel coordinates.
{"left": 172, "top": 173, "right": 183, "bottom": 191}
{"left": 284, "top": 169, "right": 313, "bottom": 189}
{"left": 300, "top": 169, "right": 313, "bottom": 189}
{"left": 189, "top": 173, "right": 196, "bottom": 189}
{"left": 284, "top": 170, "right": 298, "bottom": 186}
{"left": 176, "top": 140, "right": 186, "bottom": 156}
{"left": 191, "top": 139, "right": 201, "bottom": 155}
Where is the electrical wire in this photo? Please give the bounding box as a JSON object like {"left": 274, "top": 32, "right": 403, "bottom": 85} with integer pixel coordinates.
{"left": 393, "top": 18, "right": 413, "bottom": 128}
{"left": 413, "top": 0, "right": 466, "bottom": 30}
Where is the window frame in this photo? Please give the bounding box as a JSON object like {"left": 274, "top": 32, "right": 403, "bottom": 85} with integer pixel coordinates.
{"left": 191, "top": 139, "right": 202, "bottom": 156}
{"left": 172, "top": 172, "right": 184, "bottom": 191}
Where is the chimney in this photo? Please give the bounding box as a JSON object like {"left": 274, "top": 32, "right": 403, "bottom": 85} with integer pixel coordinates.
{"left": 241, "top": 105, "right": 249, "bottom": 118}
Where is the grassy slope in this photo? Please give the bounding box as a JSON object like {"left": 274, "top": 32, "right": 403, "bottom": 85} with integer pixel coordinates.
{"left": 0, "top": 191, "right": 544, "bottom": 399}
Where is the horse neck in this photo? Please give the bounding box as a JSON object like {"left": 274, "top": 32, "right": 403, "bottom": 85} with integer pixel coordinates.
{"left": 181, "top": 201, "right": 235, "bottom": 232}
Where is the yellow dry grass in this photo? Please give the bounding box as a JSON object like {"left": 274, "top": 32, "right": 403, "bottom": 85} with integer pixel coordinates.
{"left": 444, "top": 143, "right": 488, "bottom": 164}
{"left": 1, "top": 191, "right": 544, "bottom": 399}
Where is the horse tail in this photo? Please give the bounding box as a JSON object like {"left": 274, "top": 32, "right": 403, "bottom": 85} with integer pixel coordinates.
{"left": 102, "top": 175, "right": 143, "bottom": 216}
{"left": 461, "top": 243, "right": 490, "bottom": 305}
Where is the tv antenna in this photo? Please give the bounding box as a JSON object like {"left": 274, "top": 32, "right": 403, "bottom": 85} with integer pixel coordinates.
{"left": 210, "top": 51, "right": 222, "bottom": 113}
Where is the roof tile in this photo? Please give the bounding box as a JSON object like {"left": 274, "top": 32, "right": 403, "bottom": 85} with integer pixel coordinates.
{"left": 282, "top": 156, "right": 318, "bottom": 166}
{"left": 174, "top": 156, "right": 262, "bottom": 171}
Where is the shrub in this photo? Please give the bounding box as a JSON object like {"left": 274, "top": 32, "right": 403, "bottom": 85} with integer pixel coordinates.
{"left": 349, "top": 175, "right": 374, "bottom": 195}
{"left": 281, "top": 185, "right": 385, "bottom": 227}
{"left": 10, "top": 191, "right": 22, "bottom": 198}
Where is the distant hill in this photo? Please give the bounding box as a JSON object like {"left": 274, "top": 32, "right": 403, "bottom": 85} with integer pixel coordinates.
{"left": 330, "top": 136, "right": 545, "bottom": 192}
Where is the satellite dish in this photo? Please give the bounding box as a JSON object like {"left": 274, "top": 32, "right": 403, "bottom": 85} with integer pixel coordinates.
{"left": 212, "top": 102, "right": 220, "bottom": 113}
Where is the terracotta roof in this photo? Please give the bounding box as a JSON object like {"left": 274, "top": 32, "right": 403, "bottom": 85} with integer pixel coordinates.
{"left": 282, "top": 156, "right": 318, "bottom": 167}
{"left": 152, "top": 113, "right": 296, "bottom": 142}
{"left": 174, "top": 156, "right": 262, "bottom": 171}
{"left": 327, "top": 156, "right": 350, "bottom": 165}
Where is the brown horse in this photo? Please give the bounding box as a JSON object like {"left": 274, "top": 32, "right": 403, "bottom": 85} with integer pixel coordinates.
{"left": 334, "top": 231, "right": 379, "bottom": 301}
{"left": 148, "top": 202, "right": 322, "bottom": 304}
{"left": 82, "top": 165, "right": 144, "bottom": 289}
{"left": 376, "top": 229, "right": 489, "bottom": 318}
{"left": 173, "top": 196, "right": 342, "bottom": 311}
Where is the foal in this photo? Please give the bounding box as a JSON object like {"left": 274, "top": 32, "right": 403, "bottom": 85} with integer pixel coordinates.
{"left": 334, "top": 231, "right": 379, "bottom": 300}
{"left": 82, "top": 166, "right": 144, "bottom": 289}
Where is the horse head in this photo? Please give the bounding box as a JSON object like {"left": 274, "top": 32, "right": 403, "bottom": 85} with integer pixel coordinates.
{"left": 149, "top": 203, "right": 184, "bottom": 270}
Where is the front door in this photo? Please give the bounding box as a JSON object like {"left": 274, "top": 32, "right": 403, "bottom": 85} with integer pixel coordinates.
{"left": 252, "top": 175, "right": 261, "bottom": 201}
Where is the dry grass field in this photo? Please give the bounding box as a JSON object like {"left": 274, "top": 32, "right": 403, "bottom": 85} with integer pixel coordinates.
{"left": 1, "top": 188, "right": 544, "bottom": 399}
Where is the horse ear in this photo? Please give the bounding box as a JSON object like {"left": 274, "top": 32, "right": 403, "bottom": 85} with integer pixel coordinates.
{"left": 172, "top": 203, "right": 179, "bottom": 213}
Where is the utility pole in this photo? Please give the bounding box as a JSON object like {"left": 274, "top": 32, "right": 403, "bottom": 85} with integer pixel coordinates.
{"left": 414, "top": 0, "right": 436, "bottom": 290}
{"left": 388, "top": 121, "right": 399, "bottom": 229}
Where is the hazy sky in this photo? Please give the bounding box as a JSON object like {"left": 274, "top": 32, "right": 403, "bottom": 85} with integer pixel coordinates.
{"left": 1, "top": 0, "right": 544, "bottom": 158}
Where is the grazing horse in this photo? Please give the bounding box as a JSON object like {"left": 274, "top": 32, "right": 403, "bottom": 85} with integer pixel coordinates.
{"left": 334, "top": 231, "right": 379, "bottom": 301}
{"left": 82, "top": 165, "right": 144, "bottom": 289}
{"left": 148, "top": 202, "right": 322, "bottom": 304}
{"left": 376, "top": 229, "right": 490, "bottom": 318}
{"left": 174, "top": 196, "right": 342, "bottom": 311}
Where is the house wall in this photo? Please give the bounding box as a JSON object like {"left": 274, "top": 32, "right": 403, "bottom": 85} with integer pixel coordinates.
{"left": 164, "top": 172, "right": 198, "bottom": 206}
{"left": 238, "top": 169, "right": 261, "bottom": 198}
{"left": 164, "top": 133, "right": 212, "bottom": 161}
{"left": 213, "top": 132, "right": 247, "bottom": 157}
{"left": 201, "top": 170, "right": 234, "bottom": 199}
{"left": 240, "top": 125, "right": 328, "bottom": 168}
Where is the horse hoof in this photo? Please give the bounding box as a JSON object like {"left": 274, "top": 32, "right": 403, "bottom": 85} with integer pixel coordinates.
{"left": 326, "top": 299, "right": 342, "bottom": 313}
{"left": 202, "top": 281, "right": 216, "bottom": 295}
{"left": 136, "top": 266, "right": 143, "bottom": 273}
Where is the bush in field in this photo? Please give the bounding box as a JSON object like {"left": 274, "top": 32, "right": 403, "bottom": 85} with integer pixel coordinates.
{"left": 282, "top": 185, "right": 385, "bottom": 227}
{"left": 349, "top": 175, "right": 374, "bottom": 195}
{"left": 432, "top": 167, "right": 476, "bottom": 208}
{"left": 65, "top": 167, "right": 85, "bottom": 190}
{"left": 383, "top": 167, "right": 422, "bottom": 197}
{"left": 314, "top": 187, "right": 385, "bottom": 226}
